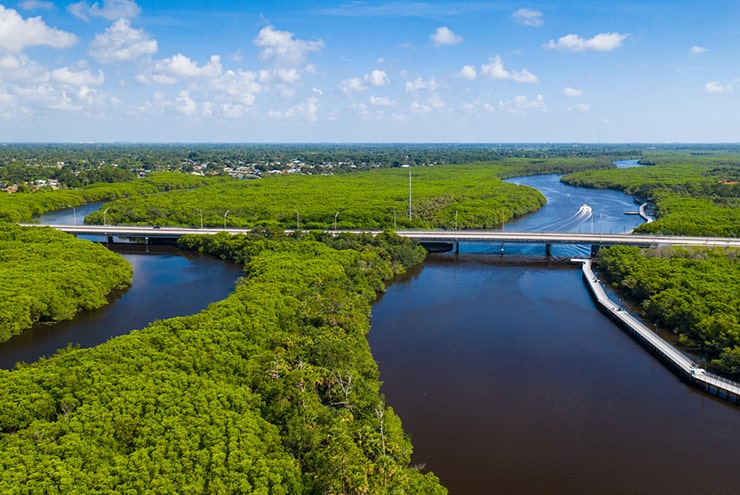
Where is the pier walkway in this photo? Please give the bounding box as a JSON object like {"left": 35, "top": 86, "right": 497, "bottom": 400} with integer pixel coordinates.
{"left": 580, "top": 260, "right": 740, "bottom": 405}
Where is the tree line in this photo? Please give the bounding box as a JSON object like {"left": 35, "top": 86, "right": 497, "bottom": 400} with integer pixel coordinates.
{"left": 597, "top": 245, "right": 740, "bottom": 376}
{"left": 0, "top": 224, "right": 132, "bottom": 342}
{"left": 0, "top": 230, "right": 447, "bottom": 494}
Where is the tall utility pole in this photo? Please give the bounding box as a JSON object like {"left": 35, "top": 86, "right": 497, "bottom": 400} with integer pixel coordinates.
{"left": 408, "top": 168, "right": 412, "bottom": 220}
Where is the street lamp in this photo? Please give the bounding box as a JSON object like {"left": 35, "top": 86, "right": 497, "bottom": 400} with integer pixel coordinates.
{"left": 295, "top": 211, "right": 300, "bottom": 231}
{"left": 67, "top": 205, "right": 77, "bottom": 225}
{"left": 103, "top": 207, "right": 110, "bottom": 227}
{"left": 334, "top": 212, "right": 338, "bottom": 233}
{"left": 196, "top": 208, "right": 203, "bottom": 228}
{"left": 223, "top": 209, "right": 230, "bottom": 229}
{"left": 393, "top": 210, "right": 397, "bottom": 230}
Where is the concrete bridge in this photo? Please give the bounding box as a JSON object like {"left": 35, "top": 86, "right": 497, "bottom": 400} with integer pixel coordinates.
{"left": 31, "top": 224, "right": 740, "bottom": 253}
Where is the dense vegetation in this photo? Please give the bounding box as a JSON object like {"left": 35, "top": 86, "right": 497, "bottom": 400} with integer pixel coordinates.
{"left": 597, "top": 246, "right": 740, "bottom": 376}
{"left": 0, "top": 143, "right": 636, "bottom": 186}
{"left": 0, "top": 172, "right": 225, "bottom": 223}
{"left": 0, "top": 224, "right": 132, "bottom": 342}
{"left": 562, "top": 151, "right": 740, "bottom": 237}
{"left": 87, "top": 158, "right": 616, "bottom": 231}
{"left": 0, "top": 231, "right": 447, "bottom": 494}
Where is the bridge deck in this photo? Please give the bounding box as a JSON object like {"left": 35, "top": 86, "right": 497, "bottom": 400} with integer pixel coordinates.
{"left": 27, "top": 224, "right": 740, "bottom": 249}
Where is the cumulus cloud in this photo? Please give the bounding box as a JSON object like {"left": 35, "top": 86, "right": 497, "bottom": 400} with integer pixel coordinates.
{"left": 0, "top": 53, "right": 48, "bottom": 82}
{"left": 498, "top": 94, "right": 546, "bottom": 114}
{"left": 254, "top": 25, "right": 324, "bottom": 67}
{"left": 544, "top": 33, "right": 629, "bottom": 52}
{"left": 480, "top": 56, "right": 539, "bottom": 83}
{"left": 410, "top": 95, "right": 445, "bottom": 114}
{"left": 87, "top": 19, "right": 157, "bottom": 65}
{"left": 563, "top": 86, "right": 583, "bottom": 97}
{"left": 268, "top": 96, "right": 319, "bottom": 122}
{"left": 512, "top": 8, "right": 543, "bottom": 27}
{"left": 405, "top": 77, "right": 438, "bottom": 95}
{"left": 369, "top": 95, "right": 393, "bottom": 106}
{"left": 366, "top": 69, "right": 390, "bottom": 87}
{"left": 0, "top": 5, "right": 77, "bottom": 52}
{"left": 51, "top": 66, "right": 105, "bottom": 86}
{"left": 705, "top": 81, "right": 732, "bottom": 94}
{"left": 689, "top": 45, "right": 707, "bottom": 55}
{"left": 67, "top": 0, "right": 141, "bottom": 21}
{"left": 339, "top": 77, "right": 367, "bottom": 96}
{"left": 457, "top": 65, "right": 477, "bottom": 80}
{"left": 339, "top": 70, "right": 390, "bottom": 96}
{"left": 153, "top": 54, "right": 222, "bottom": 80}
{"left": 431, "top": 26, "right": 463, "bottom": 47}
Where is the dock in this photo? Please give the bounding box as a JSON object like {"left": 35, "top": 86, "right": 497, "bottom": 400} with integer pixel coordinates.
{"left": 580, "top": 260, "right": 740, "bottom": 405}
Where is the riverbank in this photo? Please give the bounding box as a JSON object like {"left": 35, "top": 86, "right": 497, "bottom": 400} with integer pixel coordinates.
{"left": 581, "top": 259, "right": 740, "bottom": 405}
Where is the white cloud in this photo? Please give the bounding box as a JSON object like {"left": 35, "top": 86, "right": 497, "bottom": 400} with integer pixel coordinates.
{"left": 370, "top": 95, "right": 393, "bottom": 106}
{"left": 431, "top": 26, "right": 463, "bottom": 47}
{"left": 175, "top": 90, "right": 197, "bottom": 115}
{"left": 254, "top": 25, "right": 324, "bottom": 67}
{"left": 689, "top": 45, "right": 707, "bottom": 55}
{"left": 19, "top": 1, "right": 55, "bottom": 10}
{"left": 480, "top": 56, "right": 539, "bottom": 83}
{"left": 339, "top": 70, "right": 390, "bottom": 96}
{"left": 457, "top": 65, "right": 477, "bottom": 80}
{"left": 268, "top": 96, "right": 319, "bottom": 122}
{"left": 405, "top": 77, "right": 438, "bottom": 95}
{"left": 544, "top": 33, "right": 629, "bottom": 52}
{"left": 705, "top": 81, "right": 732, "bottom": 94}
{"left": 366, "top": 69, "right": 390, "bottom": 87}
{"left": 512, "top": 8, "right": 543, "bottom": 27}
{"left": 211, "top": 70, "right": 260, "bottom": 104}
{"left": 563, "top": 86, "right": 583, "bottom": 97}
{"left": 339, "top": 77, "right": 367, "bottom": 96}
{"left": 410, "top": 95, "right": 445, "bottom": 114}
{"left": 498, "top": 94, "right": 546, "bottom": 114}
{"left": 67, "top": 0, "right": 140, "bottom": 21}
{"left": 0, "top": 5, "right": 77, "bottom": 52}
{"left": 0, "top": 53, "right": 48, "bottom": 82}
{"left": 153, "top": 54, "right": 222, "bottom": 80}
{"left": 51, "top": 66, "right": 105, "bottom": 86}
{"left": 88, "top": 19, "right": 157, "bottom": 65}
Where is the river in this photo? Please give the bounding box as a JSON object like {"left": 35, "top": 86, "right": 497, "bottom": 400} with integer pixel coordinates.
{"left": 369, "top": 161, "right": 740, "bottom": 494}
{"left": 3, "top": 163, "right": 739, "bottom": 492}
{"left": 0, "top": 204, "right": 243, "bottom": 369}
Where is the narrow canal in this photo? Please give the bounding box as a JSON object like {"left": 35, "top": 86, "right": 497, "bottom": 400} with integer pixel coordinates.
{"left": 369, "top": 162, "right": 740, "bottom": 494}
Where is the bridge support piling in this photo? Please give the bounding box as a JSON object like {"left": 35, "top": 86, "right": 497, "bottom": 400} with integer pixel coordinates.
{"left": 454, "top": 240, "right": 459, "bottom": 254}
{"left": 107, "top": 235, "right": 114, "bottom": 244}
{"left": 545, "top": 243, "right": 552, "bottom": 257}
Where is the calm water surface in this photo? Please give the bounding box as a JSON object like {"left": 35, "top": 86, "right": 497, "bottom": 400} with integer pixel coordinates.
{"left": 0, "top": 205, "right": 242, "bottom": 369}
{"left": 370, "top": 165, "right": 740, "bottom": 494}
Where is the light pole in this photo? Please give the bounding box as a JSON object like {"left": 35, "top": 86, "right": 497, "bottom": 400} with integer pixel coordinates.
{"left": 393, "top": 210, "right": 397, "bottom": 230}
{"left": 197, "top": 208, "right": 203, "bottom": 228}
{"left": 408, "top": 169, "right": 412, "bottom": 220}
{"left": 454, "top": 210, "right": 458, "bottom": 232}
{"left": 223, "top": 209, "right": 230, "bottom": 229}
{"left": 68, "top": 205, "right": 77, "bottom": 225}
{"left": 295, "top": 211, "right": 300, "bottom": 231}
{"left": 334, "top": 212, "right": 338, "bottom": 233}
{"left": 103, "top": 207, "right": 110, "bottom": 227}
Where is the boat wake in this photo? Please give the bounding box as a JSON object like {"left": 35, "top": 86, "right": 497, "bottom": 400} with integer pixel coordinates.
{"left": 528, "top": 203, "right": 593, "bottom": 232}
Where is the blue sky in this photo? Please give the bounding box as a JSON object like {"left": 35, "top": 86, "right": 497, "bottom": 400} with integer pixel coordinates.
{"left": 0, "top": 0, "right": 738, "bottom": 142}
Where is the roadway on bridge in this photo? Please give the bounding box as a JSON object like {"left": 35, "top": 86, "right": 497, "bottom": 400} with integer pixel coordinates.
{"left": 30, "top": 224, "right": 740, "bottom": 249}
